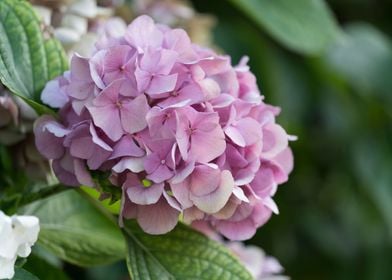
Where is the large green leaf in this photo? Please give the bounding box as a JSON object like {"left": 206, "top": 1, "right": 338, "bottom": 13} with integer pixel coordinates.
{"left": 24, "top": 254, "right": 70, "bottom": 280}
{"left": 324, "top": 23, "right": 392, "bottom": 100}
{"left": 12, "top": 268, "right": 39, "bottom": 280}
{"left": 123, "top": 221, "right": 252, "bottom": 280}
{"left": 0, "top": 0, "right": 67, "bottom": 112}
{"left": 28, "top": 190, "right": 126, "bottom": 267}
{"left": 230, "top": 0, "right": 342, "bottom": 55}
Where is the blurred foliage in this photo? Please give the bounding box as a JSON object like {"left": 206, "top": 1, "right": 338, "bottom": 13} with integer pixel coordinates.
{"left": 191, "top": 0, "right": 392, "bottom": 279}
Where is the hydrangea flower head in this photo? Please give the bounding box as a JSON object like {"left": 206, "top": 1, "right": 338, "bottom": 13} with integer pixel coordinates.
{"left": 35, "top": 15, "right": 294, "bottom": 240}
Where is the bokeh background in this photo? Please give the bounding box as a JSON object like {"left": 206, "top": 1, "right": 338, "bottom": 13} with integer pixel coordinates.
{"left": 2, "top": 0, "right": 392, "bottom": 279}
{"left": 191, "top": 1, "right": 392, "bottom": 279}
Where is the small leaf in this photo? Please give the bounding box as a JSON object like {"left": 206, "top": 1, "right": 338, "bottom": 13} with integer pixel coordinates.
{"left": 29, "top": 190, "right": 126, "bottom": 267}
{"left": 12, "top": 268, "right": 39, "bottom": 280}
{"left": 230, "top": 0, "right": 342, "bottom": 55}
{"left": 123, "top": 221, "right": 252, "bottom": 280}
{"left": 0, "top": 0, "right": 68, "bottom": 112}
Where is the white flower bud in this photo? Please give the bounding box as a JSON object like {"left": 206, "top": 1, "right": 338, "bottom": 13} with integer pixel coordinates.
{"left": 0, "top": 211, "right": 40, "bottom": 279}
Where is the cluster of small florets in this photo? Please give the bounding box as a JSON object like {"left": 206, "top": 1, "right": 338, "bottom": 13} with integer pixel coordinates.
{"left": 35, "top": 15, "right": 293, "bottom": 240}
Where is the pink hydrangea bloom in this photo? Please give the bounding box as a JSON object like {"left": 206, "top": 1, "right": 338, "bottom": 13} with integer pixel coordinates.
{"left": 35, "top": 15, "right": 294, "bottom": 240}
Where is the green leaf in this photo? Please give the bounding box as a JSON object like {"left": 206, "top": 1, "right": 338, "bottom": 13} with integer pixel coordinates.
{"left": 0, "top": 0, "right": 68, "bottom": 111}
{"left": 123, "top": 221, "right": 252, "bottom": 280}
{"left": 24, "top": 254, "right": 70, "bottom": 280}
{"left": 230, "top": 0, "right": 342, "bottom": 55}
{"left": 28, "top": 190, "right": 126, "bottom": 267}
{"left": 324, "top": 23, "right": 392, "bottom": 100}
{"left": 12, "top": 268, "right": 39, "bottom": 280}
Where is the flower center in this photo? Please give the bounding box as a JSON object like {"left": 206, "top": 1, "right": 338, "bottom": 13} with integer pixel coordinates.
{"left": 142, "top": 179, "right": 152, "bottom": 188}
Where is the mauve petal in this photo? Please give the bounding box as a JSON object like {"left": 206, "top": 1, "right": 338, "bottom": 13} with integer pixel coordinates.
{"left": 175, "top": 119, "right": 190, "bottom": 161}
{"left": 87, "top": 147, "right": 111, "bottom": 170}
{"left": 163, "top": 29, "right": 197, "bottom": 63}
{"left": 104, "top": 45, "right": 134, "bottom": 72}
{"left": 144, "top": 152, "right": 160, "bottom": 172}
{"left": 170, "top": 180, "right": 193, "bottom": 209}
{"left": 162, "top": 191, "right": 182, "bottom": 212}
{"left": 52, "top": 156, "right": 79, "bottom": 186}
{"left": 146, "top": 74, "right": 178, "bottom": 95}
{"left": 89, "top": 124, "right": 112, "bottom": 151}
{"left": 212, "top": 196, "right": 241, "bottom": 220}
{"left": 183, "top": 207, "right": 205, "bottom": 224}
{"left": 41, "top": 79, "right": 69, "bottom": 108}
{"left": 233, "top": 186, "right": 249, "bottom": 203}
{"left": 120, "top": 94, "right": 149, "bottom": 134}
{"left": 198, "top": 78, "right": 220, "bottom": 100}
{"left": 112, "top": 157, "right": 144, "bottom": 173}
{"left": 34, "top": 116, "right": 68, "bottom": 159}
{"left": 191, "top": 170, "right": 234, "bottom": 214}
{"left": 109, "top": 135, "right": 144, "bottom": 159}
{"left": 89, "top": 50, "right": 106, "bottom": 89}
{"left": 88, "top": 105, "right": 123, "bottom": 141}
{"left": 125, "top": 15, "right": 163, "bottom": 52}
{"left": 134, "top": 67, "right": 151, "bottom": 93}
{"left": 158, "top": 83, "right": 204, "bottom": 108}
{"left": 136, "top": 197, "right": 179, "bottom": 234}
{"left": 251, "top": 202, "right": 273, "bottom": 227}
{"left": 190, "top": 165, "right": 220, "bottom": 196}
{"left": 217, "top": 219, "right": 257, "bottom": 241}
{"left": 170, "top": 160, "right": 195, "bottom": 184}
{"left": 263, "top": 197, "right": 279, "bottom": 214}
{"left": 271, "top": 147, "right": 294, "bottom": 179}
{"left": 231, "top": 118, "right": 261, "bottom": 147}
{"left": 71, "top": 53, "right": 92, "bottom": 81}
{"left": 250, "top": 168, "right": 276, "bottom": 199}
{"left": 93, "top": 80, "right": 121, "bottom": 106}
{"left": 126, "top": 180, "right": 164, "bottom": 205}
{"left": 225, "top": 126, "right": 246, "bottom": 147}
{"left": 261, "top": 123, "right": 288, "bottom": 159}
{"left": 121, "top": 195, "right": 137, "bottom": 220}
{"left": 155, "top": 49, "right": 178, "bottom": 75}
{"left": 147, "top": 164, "right": 173, "bottom": 183}
{"left": 74, "top": 159, "right": 94, "bottom": 186}
{"left": 191, "top": 128, "right": 225, "bottom": 163}
{"left": 140, "top": 48, "right": 161, "bottom": 72}
{"left": 70, "top": 136, "right": 94, "bottom": 159}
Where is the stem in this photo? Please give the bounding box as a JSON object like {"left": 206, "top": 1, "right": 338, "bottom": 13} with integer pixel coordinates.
{"left": 1, "top": 184, "right": 69, "bottom": 213}
{"left": 19, "top": 184, "right": 69, "bottom": 207}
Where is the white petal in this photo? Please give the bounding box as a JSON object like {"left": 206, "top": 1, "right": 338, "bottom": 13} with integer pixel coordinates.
{"left": 0, "top": 255, "right": 17, "bottom": 279}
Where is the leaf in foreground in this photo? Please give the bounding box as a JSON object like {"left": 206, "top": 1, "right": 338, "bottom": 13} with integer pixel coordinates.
{"left": 0, "top": 0, "right": 67, "bottom": 113}
{"left": 28, "top": 190, "right": 126, "bottom": 266}
{"left": 123, "top": 220, "right": 252, "bottom": 280}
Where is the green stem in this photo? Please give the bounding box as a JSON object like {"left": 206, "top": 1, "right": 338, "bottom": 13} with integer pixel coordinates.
{"left": 1, "top": 184, "right": 69, "bottom": 213}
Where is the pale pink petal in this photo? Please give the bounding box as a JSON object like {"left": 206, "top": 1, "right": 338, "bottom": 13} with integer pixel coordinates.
{"left": 136, "top": 197, "right": 179, "bottom": 234}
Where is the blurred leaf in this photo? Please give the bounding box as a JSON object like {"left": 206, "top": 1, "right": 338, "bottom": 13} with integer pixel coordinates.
{"left": 229, "top": 0, "right": 341, "bottom": 55}
{"left": 29, "top": 190, "right": 126, "bottom": 267}
{"left": 24, "top": 254, "right": 70, "bottom": 280}
{"left": 0, "top": 0, "right": 67, "bottom": 113}
{"left": 12, "top": 268, "right": 39, "bottom": 280}
{"left": 325, "top": 23, "right": 392, "bottom": 100}
{"left": 123, "top": 220, "right": 252, "bottom": 280}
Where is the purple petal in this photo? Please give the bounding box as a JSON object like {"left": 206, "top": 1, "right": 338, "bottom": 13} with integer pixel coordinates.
{"left": 136, "top": 197, "right": 179, "bottom": 234}
{"left": 120, "top": 94, "right": 149, "bottom": 134}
